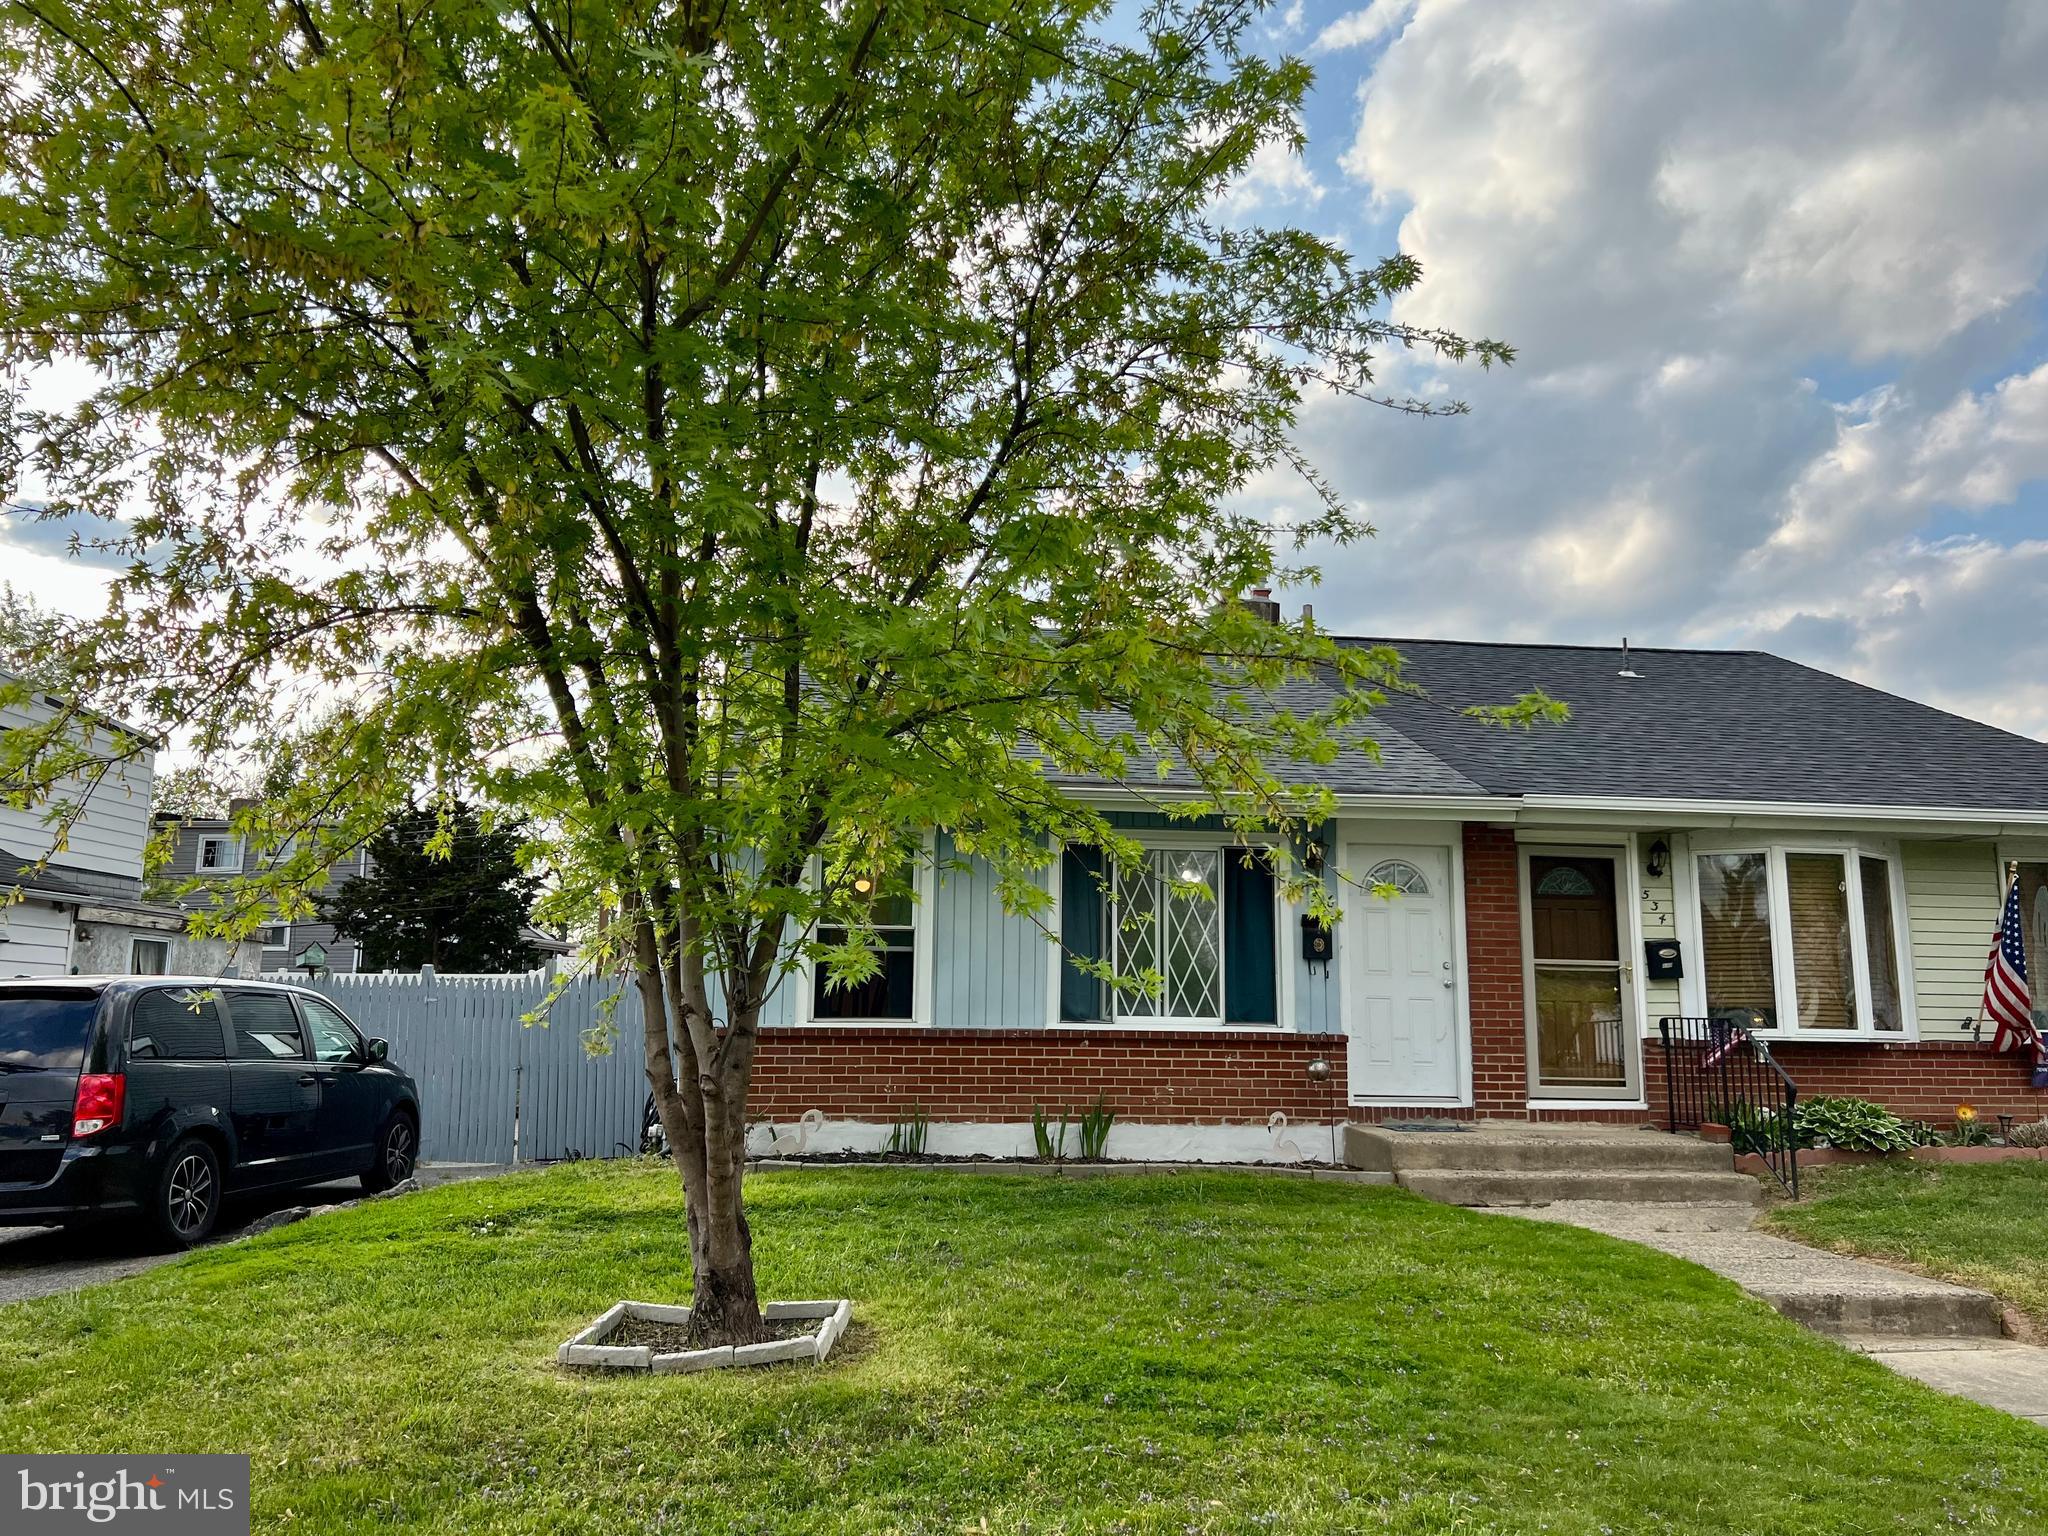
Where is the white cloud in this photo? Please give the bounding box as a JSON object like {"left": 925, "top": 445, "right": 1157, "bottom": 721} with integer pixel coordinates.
{"left": 1314, "top": 1, "right": 1419, "bottom": 54}
{"left": 1764, "top": 364, "right": 2048, "bottom": 563}
{"left": 1283, "top": 0, "right": 2048, "bottom": 735}
{"left": 1210, "top": 115, "right": 1324, "bottom": 219}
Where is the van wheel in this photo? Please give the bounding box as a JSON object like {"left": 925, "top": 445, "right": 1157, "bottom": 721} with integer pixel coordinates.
{"left": 150, "top": 1137, "right": 222, "bottom": 1250}
{"left": 361, "top": 1112, "right": 417, "bottom": 1193}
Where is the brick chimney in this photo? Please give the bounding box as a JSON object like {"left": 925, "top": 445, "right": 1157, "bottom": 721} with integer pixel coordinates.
{"left": 1240, "top": 586, "right": 1282, "bottom": 624}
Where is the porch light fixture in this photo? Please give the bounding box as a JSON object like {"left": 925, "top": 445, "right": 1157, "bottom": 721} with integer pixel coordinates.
{"left": 1302, "top": 838, "right": 1325, "bottom": 874}
{"left": 1645, "top": 838, "right": 1669, "bottom": 878}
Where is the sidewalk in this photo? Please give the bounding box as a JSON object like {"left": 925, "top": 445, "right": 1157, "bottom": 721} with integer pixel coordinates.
{"left": 1508, "top": 1199, "right": 2048, "bottom": 1427}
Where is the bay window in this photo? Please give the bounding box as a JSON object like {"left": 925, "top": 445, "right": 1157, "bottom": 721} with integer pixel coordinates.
{"left": 1691, "top": 840, "right": 1909, "bottom": 1037}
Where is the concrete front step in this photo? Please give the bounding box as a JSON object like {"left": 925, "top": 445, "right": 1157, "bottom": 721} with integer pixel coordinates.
{"left": 1399, "top": 1168, "right": 1764, "bottom": 1207}
{"left": 1766, "top": 1285, "right": 2006, "bottom": 1339}
{"left": 1345, "top": 1124, "right": 1733, "bottom": 1174}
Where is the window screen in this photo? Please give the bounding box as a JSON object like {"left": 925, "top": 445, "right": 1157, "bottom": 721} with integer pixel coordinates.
{"left": 128, "top": 989, "right": 227, "bottom": 1061}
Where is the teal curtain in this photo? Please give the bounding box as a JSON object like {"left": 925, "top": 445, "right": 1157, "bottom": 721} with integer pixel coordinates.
{"left": 1059, "top": 846, "right": 1105, "bottom": 1022}
{"left": 1224, "top": 855, "right": 1278, "bottom": 1025}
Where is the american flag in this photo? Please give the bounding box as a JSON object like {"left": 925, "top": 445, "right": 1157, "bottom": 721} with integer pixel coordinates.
{"left": 1981, "top": 876, "right": 2036, "bottom": 1055}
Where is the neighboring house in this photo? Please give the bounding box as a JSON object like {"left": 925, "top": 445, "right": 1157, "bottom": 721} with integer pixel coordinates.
{"left": 155, "top": 807, "right": 372, "bottom": 974}
{"left": 1, "top": 682, "right": 260, "bottom": 979}
{"left": 738, "top": 638, "right": 2048, "bottom": 1162}
{"left": 155, "top": 808, "right": 574, "bottom": 975}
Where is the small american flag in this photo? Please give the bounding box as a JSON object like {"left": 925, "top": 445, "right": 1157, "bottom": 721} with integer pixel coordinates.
{"left": 1981, "top": 876, "right": 2036, "bottom": 1055}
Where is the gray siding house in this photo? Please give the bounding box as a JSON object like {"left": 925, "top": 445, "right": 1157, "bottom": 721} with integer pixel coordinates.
{"left": 155, "top": 809, "right": 573, "bottom": 975}
{"left": 1, "top": 679, "right": 259, "bottom": 979}
{"left": 154, "top": 809, "right": 370, "bottom": 974}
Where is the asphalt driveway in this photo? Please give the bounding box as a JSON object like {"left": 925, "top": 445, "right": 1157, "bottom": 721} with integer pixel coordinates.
{"left": 0, "top": 1163, "right": 510, "bottom": 1306}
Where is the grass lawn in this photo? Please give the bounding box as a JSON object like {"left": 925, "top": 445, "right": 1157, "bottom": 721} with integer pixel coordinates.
{"left": 1766, "top": 1159, "right": 2048, "bottom": 1329}
{"left": 3, "top": 1165, "right": 2046, "bottom": 1534}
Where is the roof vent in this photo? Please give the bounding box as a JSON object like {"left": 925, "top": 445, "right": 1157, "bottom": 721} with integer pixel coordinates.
{"left": 1617, "top": 638, "right": 1641, "bottom": 679}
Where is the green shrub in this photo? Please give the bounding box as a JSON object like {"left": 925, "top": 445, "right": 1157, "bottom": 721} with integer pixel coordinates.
{"left": 1792, "top": 1096, "right": 1920, "bottom": 1154}
{"left": 1707, "top": 1100, "right": 1787, "bottom": 1156}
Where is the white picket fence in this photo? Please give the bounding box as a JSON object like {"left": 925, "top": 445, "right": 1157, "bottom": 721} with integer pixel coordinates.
{"left": 268, "top": 967, "right": 645, "bottom": 1165}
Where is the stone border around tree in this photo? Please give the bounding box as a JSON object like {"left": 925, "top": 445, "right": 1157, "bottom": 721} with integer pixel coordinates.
{"left": 557, "top": 1299, "right": 853, "bottom": 1374}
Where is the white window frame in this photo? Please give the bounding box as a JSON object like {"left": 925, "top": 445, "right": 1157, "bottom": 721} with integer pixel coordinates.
{"left": 797, "top": 838, "right": 936, "bottom": 1027}
{"left": 198, "top": 834, "right": 243, "bottom": 873}
{"left": 130, "top": 937, "right": 170, "bottom": 974}
{"left": 262, "top": 922, "right": 292, "bottom": 951}
{"left": 1048, "top": 831, "right": 1286, "bottom": 1032}
{"left": 1682, "top": 834, "right": 1917, "bottom": 1041}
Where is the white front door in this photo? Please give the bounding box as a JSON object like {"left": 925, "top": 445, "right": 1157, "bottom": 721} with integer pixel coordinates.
{"left": 1346, "top": 844, "right": 1461, "bottom": 1103}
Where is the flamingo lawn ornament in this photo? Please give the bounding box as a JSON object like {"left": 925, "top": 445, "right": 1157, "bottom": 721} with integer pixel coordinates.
{"left": 1267, "top": 1111, "right": 1306, "bottom": 1163}
{"left": 769, "top": 1109, "right": 826, "bottom": 1157}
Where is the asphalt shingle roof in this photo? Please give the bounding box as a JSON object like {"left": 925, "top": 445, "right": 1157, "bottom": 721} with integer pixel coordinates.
{"left": 1044, "top": 638, "right": 2048, "bottom": 813}
{"left": 1355, "top": 639, "right": 2048, "bottom": 812}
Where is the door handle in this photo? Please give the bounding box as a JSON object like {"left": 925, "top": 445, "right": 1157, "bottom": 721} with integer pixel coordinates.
{"left": 297, "top": 1074, "right": 318, "bottom": 1087}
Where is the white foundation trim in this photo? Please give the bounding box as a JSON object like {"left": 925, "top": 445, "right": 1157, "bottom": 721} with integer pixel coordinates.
{"left": 744, "top": 1116, "right": 1342, "bottom": 1165}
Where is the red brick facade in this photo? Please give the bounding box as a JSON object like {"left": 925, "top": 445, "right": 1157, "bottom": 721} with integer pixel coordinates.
{"left": 746, "top": 819, "right": 2045, "bottom": 1131}
{"left": 1643, "top": 1037, "right": 2047, "bottom": 1124}
{"left": 1461, "top": 823, "right": 1532, "bottom": 1115}
{"left": 749, "top": 1027, "right": 1348, "bottom": 1124}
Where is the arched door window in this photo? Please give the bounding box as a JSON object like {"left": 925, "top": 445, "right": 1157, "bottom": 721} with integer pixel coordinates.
{"left": 1366, "top": 859, "right": 1430, "bottom": 896}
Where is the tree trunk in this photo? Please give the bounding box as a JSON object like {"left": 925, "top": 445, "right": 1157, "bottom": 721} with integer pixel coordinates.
{"left": 682, "top": 1146, "right": 764, "bottom": 1345}
{"left": 637, "top": 940, "right": 770, "bottom": 1347}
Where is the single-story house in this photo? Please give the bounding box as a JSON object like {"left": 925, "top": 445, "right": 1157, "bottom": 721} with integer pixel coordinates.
{"left": 740, "top": 639, "right": 2048, "bottom": 1163}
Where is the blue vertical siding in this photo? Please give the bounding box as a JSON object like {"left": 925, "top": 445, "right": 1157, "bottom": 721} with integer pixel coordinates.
{"left": 1291, "top": 852, "right": 1343, "bottom": 1035}
{"left": 932, "top": 831, "right": 1049, "bottom": 1029}
{"left": 714, "top": 818, "right": 1343, "bottom": 1035}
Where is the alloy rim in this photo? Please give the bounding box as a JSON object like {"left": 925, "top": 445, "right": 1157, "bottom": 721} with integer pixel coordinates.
{"left": 386, "top": 1121, "right": 414, "bottom": 1181}
{"left": 168, "top": 1153, "right": 213, "bottom": 1237}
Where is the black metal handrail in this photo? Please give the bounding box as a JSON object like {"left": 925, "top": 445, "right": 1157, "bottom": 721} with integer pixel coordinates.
{"left": 1658, "top": 1014, "right": 1799, "bottom": 1197}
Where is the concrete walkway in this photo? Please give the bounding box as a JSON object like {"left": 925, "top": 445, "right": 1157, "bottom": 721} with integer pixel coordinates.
{"left": 1508, "top": 1200, "right": 2048, "bottom": 1425}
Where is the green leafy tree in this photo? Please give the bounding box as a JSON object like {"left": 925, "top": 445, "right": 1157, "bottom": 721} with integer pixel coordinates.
{"left": 322, "top": 802, "right": 545, "bottom": 974}
{"left": 0, "top": 580, "right": 77, "bottom": 692}
{"left": 0, "top": 0, "right": 1536, "bottom": 1342}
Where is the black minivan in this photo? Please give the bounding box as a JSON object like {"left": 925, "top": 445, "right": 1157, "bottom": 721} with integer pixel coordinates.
{"left": 0, "top": 977, "right": 420, "bottom": 1248}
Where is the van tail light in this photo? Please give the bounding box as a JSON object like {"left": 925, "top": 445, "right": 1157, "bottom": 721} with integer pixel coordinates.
{"left": 71, "top": 1073, "right": 126, "bottom": 1138}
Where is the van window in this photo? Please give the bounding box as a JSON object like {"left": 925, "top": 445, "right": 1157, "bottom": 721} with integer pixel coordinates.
{"left": 129, "top": 989, "right": 228, "bottom": 1061}
{"left": 300, "top": 998, "right": 363, "bottom": 1063}
{"left": 228, "top": 991, "right": 306, "bottom": 1060}
{"left": 0, "top": 990, "right": 101, "bottom": 1072}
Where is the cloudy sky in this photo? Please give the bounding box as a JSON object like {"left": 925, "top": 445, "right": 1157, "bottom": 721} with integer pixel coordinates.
{"left": 9, "top": 0, "right": 2048, "bottom": 738}
{"left": 1245, "top": 0, "right": 2048, "bottom": 737}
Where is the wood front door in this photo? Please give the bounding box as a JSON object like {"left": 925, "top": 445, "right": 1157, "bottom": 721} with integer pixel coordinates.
{"left": 1346, "top": 845, "right": 1461, "bottom": 1104}
{"left": 1524, "top": 848, "right": 1639, "bottom": 1100}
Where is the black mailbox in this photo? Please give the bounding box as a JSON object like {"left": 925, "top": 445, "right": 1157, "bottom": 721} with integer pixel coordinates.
{"left": 1644, "top": 939, "right": 1683, "bottom": 981}
{"left": 1301, "top": 915, "right": 1333, "bottom": 974}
